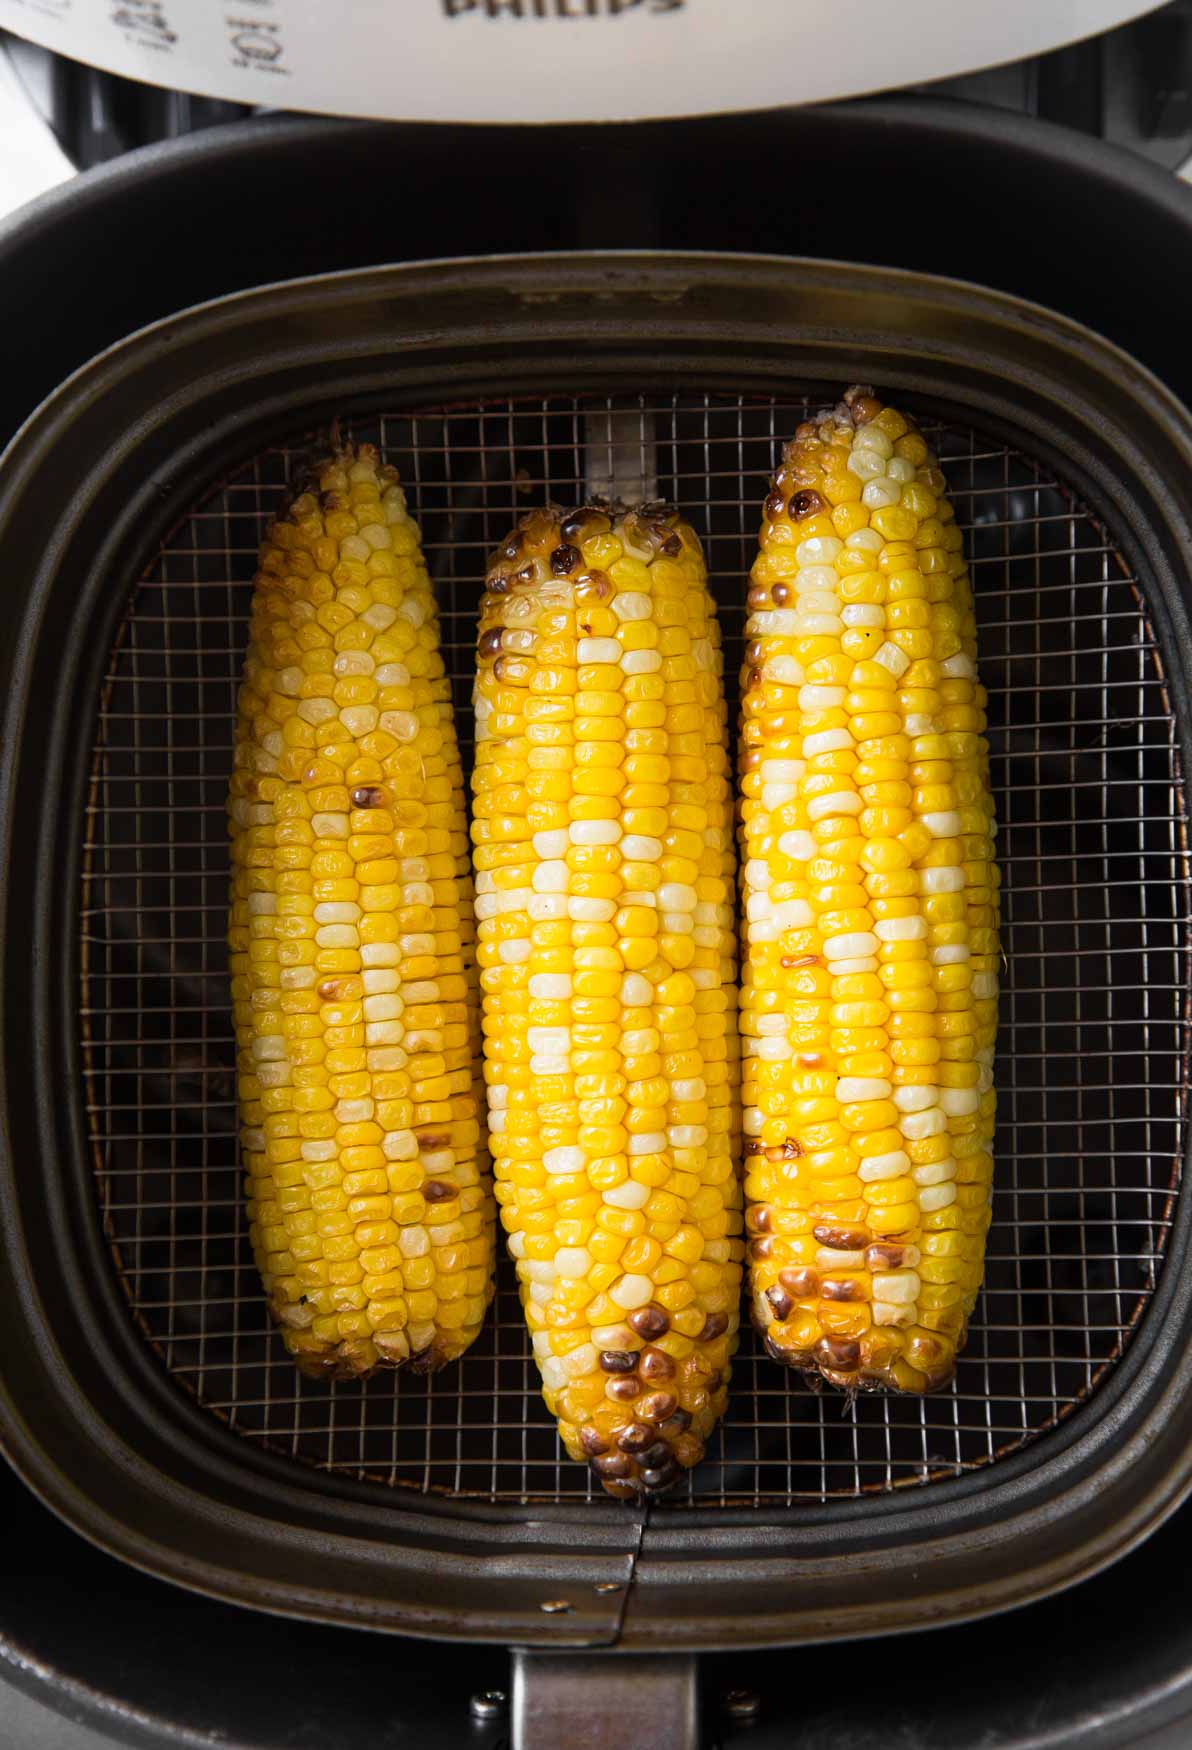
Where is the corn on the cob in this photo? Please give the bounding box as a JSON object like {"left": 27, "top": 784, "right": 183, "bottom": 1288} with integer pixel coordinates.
{"left": 739, "top": 387, "right": 999, "bottom": 1393}
{"left": 228, "top": 443, "right": 495, "bottom": 1378}
{"left": 472, "top": 503, "right": 742, "bottom": 1498}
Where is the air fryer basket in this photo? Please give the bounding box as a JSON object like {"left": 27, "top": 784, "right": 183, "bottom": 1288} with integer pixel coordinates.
{"left": 1, "top": 254, "right": 1190, "bottom": 1651}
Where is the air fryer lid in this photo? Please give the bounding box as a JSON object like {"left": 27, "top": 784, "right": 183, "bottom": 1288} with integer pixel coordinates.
{"left": 0, "top": 253, "right": 1189, "bottom": 1650}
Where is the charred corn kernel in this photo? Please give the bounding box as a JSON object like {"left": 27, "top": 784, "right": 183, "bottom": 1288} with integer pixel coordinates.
{"left": 740, "top": 388, "right": 999, "bottom": 1394}
{"left": 229, "top": 443, "right": 495, "bottom": 1380}
{"left": 474, "top": 502, "right": 742, "bottom": 1501}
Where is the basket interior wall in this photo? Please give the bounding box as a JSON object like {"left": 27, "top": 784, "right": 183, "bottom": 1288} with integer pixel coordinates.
{"left": 80, "top": 392, "right": 1189, "bottom": 1507}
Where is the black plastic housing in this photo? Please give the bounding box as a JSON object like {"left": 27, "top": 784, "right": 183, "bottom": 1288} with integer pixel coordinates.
{"left": 3, "top": 99, "right": 1192, "bottom": 445}
{"left": 0, "top": 252, "right": 1189, "bottom": 1650}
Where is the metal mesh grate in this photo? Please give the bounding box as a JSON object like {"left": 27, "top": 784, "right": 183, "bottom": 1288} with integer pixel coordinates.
{"left": 80, "top": 393, "right": 1190, "bottom": 1506}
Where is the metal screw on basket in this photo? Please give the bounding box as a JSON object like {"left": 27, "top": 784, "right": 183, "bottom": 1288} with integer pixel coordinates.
{"left": 593, "top": 1581, "right": 623, "bottom": 1593}
{"left": 469, "top": 1690, "right": 508, "bottom": 1722}
{"left": 722, "top": 1688, "right": 761, "bottom": 1722}
{"left": 539, "top": 1599, "right": 572, "bottom": 1614}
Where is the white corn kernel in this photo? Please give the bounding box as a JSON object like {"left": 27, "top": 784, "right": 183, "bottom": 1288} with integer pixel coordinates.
{"left": 900, "top": 1107, "right": 947, "bottom": 1140}
{"left": 532, "top": 830, "right": 568, "bottom": 858}
{"left": 628, "top": 1132, "right": 666, "bottom": 1155}
{"left": 544, "top": 1146, "right": 585, "bottom": 1176}
{"left": 609, "top": 1274, "right": 654, "bottom": 1310}
{"left": 872, "top": 1271, "right": 921, "bottom": 1304}
{"left": 621, "top": 834, "right": 663, "bottom": 862}
{"left": 875, "top": 916, "right": 926, "bottom": 942}
{"left": 874, "top": 642, "right": 910, "bottom": 678}
{"left": 841, "top": 604, "right": 884, "bottom": 628}
{"left": 858, "top": 1151, "right": 910, "bottom": 1182}
{"left": 796, "top": 536, "right": 843, "bottom": 566}
{"left": 621, "top": 648, "right": 662, "bottom": 674}
{"left": 912, "top": 1158, "right": 957, "bottom": 1187}
{"left": 824, "top": 930, "right": 878, "bottom": 960}
{"left": 836, "top": 1077, "right": 891, "bottom": 1102}
{"left": 577, "top": 637, "right": 621, "bottom": 663}
{"left": 921, "top": 865, "right": 966, "bottom": 894}
{"left": 939, "top": 1087, "right": 980, "bottom": 1117}
{"left": 612, "top": 591, "right": 651, "bottom": 621}
{"left": 603, "top": 1180, "right": 650, "bottom": 1211}
{"left": 919, "top": 1182, "right": 958, "bottom": 1212}
{"left": 555, "top": 1248, "right": 593, "bottom": 1279}
{"left": 571, "top": 820, "right": 620, "bottom": 846}
{"left": 893, "top": 1085, "right": 938, "bottom": 1113}
{"left": 923, "top": 811, "right": 963, "bottom": 838}
{"left": 529, "top": 974, "right": 572, "bottom": 1000}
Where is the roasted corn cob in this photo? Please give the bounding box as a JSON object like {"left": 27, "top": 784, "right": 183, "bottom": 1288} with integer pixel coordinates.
{"left": 472, "top": 503, "right": 742, "bottom": 1498}
{"left": 228, "top": 444, "right": 495, "bottom": 1378}
{"left": 739, "top": 387, "right": 999, "bottom": 1393}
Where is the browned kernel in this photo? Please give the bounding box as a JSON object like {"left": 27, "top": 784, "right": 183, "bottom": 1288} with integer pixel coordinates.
{"left": 641, "top": 1461, "right": 680, "bottom": 1494}
{"left": 813, "top": 1225, "right": 869, "bottom": 1250}
{"left": 550, "top": 543, "right": 580, "bottom": 576}
{"left": 699, "top": 1312, "right": 728, "bottom": 1342}
{"left": 765, "top": 1285, "right": 792, "bottom": 1321}
{"left": 659, "top": 1409, "right": 692, "bottom": 1438}
{"left": 606, "top": 1376, "right": 642, "bottom": 1402}
{"left": 617, "top": 1422, "right": 654, "bottom": 1454}
{"left": 599, "top": 1350, "right": 639, "bottom": 1374}
{"left": 350, "top": 785, "right": 386, "bottom": 809}
{"left": 575, "top": 569, "right": 612, "bottom": 603}
{"left": 592, "top": 1452, "right": 633, "bottom": 1480}
{"left": 579, "top": 1425, "right": 608, "bottom": 1456}
{"left": 779, "top": 1266, "right": 819, "bottom": 1298}
{"left": 816, "top": 1336, "right": 861, "bottom": 1371}
{"left": 864, "top": 1243, "right": 906, "bottom": 1270}
{"left": 780, "top": 955, "right": 820, "bottom": 971}
{"left": 638, "top": 1391, "right": 678, "bottom": 1423}
{"left": 763, "top": 489, "right": 787, "bottom": 520}
{"left": 660, "top": 532, "right": 682, "bottom": 557}
{"left": 789, "top": 489, "right": 826, "bottom": 521}
{"left": 317, "top": 978, "right": 350, "bottom": 1001}
{"left": 478, "top": 627, "right": 503, "bottom": 658}
{"left": 416, "top": 1130, "right": 451, "bottom": 1151}
{"left": 771, "top": 582, "right": 792, "bottom": 606}
{"left": 628, "top": 1304, "right": 669, "bottom": 1340}
{"left": 638, "top": 1439, "right": 673, "bottom": 1470}
{"left": 422, "top": 1180, "right": 456, "bottom": 1203}
{"left": 821, "top": 1278, "right": 861, "bottom": 1302}
{"left": 748, "top": 1238, "right": 774, "bottom": 1262}
{"left": 638, "top": 1346, "right": 675, "bottom": 1382}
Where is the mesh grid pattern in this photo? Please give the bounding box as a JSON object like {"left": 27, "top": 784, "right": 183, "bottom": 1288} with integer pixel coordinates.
{"left": 80, "top": 394, "right": 1189, "bottom": 1505}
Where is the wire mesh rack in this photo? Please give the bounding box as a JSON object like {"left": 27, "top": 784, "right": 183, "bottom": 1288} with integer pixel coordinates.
{"left": 79, "top": 392, "right": 1190, "bottom": 1507}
